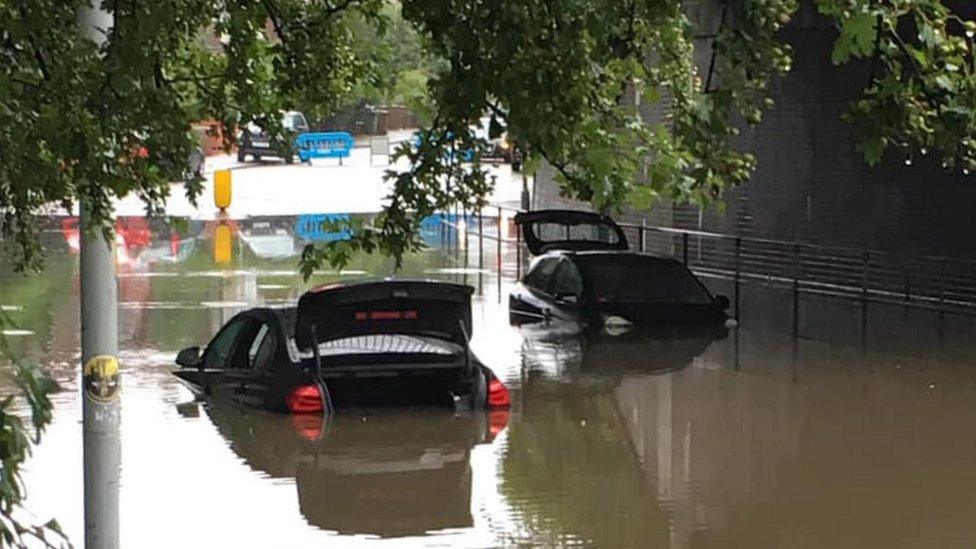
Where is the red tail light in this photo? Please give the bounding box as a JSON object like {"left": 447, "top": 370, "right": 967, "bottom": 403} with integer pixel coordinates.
{"left": 290, "top": 415, "right": 324, "bottom": 441}
{"left": 488, "top": 378, "right": 511, "bottom": 409}
{"left": 286, "top": 384, "right": 323, "bottom": 414}
{"left": 488, "top": 410, "right": 510, "bottom": 439}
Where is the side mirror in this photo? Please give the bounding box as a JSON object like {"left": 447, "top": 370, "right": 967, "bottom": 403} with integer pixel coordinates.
{"left": 714, "top": 295, "right": 730, "bottom": 311}
{"left": 176, "top": 346, "right": 201, "bottom": 368}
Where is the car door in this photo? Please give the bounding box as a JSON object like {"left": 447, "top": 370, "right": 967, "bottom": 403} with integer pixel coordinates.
{"left": 547, "top": 258, "right": 585, "bottom": 322}
{"left": 211, "top": 315, "right": 286, "bottom": 409}
{"left": 192, "top": 314, "right": 251, "bottom": 394}
{"left": 510, "top": 256, "right": 560, "bottom": 323}
{"left": 233, "top": 319, "right": 283, "bottom": 409}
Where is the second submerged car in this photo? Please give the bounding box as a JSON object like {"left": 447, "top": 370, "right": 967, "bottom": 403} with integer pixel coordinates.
{"left": 509, "top": 210, "right": 730, "bottom": 329}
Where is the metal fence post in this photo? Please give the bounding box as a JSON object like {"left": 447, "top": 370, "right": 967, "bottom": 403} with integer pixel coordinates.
{"left": 734, "top": 236, "right": 741, "bottom": 321}
{"left": 682, "top": 232, "right": 689, "bottom": 265}
{"left": 477, "top": 206, "right": 484, "bottom": 295}
{"left": 792, "top": 242, "right": 800, "bottom": 338}
{"left": 939, "top": 258, "right": 947, "bottom": 313}
{"left": 639, "top": 219, "right": 646, "bottom": 253}
{"left": 861, "top": 250, "right": 869, "bottom": 305}
{"left": 861, "top": 250, "right": 870, "bottom": 350}
{"left": 497, "top": 207, "right": 503, "bottom": 301}
{"left": 454, "top": 203, "right": 461, "bottom": 260}
{"left": 478, "top": 206, "right": 484, "bottom": 271}
{"left": 516, "top": 221, "right": 522, "bottom": 279}
{"left": 462, "top": 205, "right": 468, "bottom": 256}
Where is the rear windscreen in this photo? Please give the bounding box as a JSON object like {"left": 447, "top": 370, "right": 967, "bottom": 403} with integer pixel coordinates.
{"left": 579, "top": 258, "right": 713, "bottom": 305}
{"left": 304, "top": 334, "right": 459, "bottom": 357}
{"left": 532, "top": 222, "right": 622, "bottom": 247}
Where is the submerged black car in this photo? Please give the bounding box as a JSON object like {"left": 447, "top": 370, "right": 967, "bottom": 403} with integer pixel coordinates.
{"left": 173, "top": 280, "right": 510, "bottom": 414}
{"left": 510, "top": 210, "right": 730, "bottom": 329}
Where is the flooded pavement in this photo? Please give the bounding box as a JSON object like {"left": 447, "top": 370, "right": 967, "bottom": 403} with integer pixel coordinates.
{"left": 3, "top": 217, "right": 976, "bottom": 548}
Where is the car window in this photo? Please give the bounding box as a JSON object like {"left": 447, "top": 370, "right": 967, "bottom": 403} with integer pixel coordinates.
{"left": 247, "top": 323, "right": 277, "bottom": 373}
{"left": 524, "top": 257, "right": 559, "bottom": 293}
{"left": 202, "top": 318, "right": 247, "bottom": 369}
{"left": 549, "top": 260, "right": 584, "bottom": 298}
{"left": 282, "top": 112, "right": 308, "bottom": 131}
{"left": 578, "top": 257, "right": 714, "bottom": 305}
{"left": 533, "top": 222, "right": 621, "bottom": 246}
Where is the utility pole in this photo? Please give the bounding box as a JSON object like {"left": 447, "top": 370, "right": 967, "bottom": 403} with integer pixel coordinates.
{"left": 78, "top": 5, "right": 120, "bottom": 549}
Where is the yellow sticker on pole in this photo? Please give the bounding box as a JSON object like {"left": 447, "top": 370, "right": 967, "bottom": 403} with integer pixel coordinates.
{"left": 214, "top": 169, "right": 232, "bottom": 210}
{"left": 83, "top": 355, "right": 120, "bottom": 404}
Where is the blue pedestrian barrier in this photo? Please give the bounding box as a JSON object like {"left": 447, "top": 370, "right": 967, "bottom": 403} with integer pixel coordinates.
{"left": 295, "top": 132, "right": 354, "bottom": 163}
{"left": 295, "top": 214, "right": 352, "bottom": 242}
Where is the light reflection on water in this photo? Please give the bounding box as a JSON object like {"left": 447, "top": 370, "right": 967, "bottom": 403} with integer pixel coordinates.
{"left": 3, "top": 216, "right": 976, "bottom": 547}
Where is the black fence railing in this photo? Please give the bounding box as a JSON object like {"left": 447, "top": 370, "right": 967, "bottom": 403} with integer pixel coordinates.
{"left": 434, "top": 203, "right": 976, "bottom": 318}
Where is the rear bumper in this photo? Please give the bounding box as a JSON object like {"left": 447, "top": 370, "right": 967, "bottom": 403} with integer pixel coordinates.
{"left": 239, "top": 144, "right": 277, "bottom": 157}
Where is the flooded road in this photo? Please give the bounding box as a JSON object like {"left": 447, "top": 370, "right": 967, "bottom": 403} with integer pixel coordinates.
{"left": 3, "top": 216, "right": 976, "bottom": 548}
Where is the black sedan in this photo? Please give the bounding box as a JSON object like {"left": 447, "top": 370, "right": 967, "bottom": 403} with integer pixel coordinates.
{"left": 509, "top": 210, "right": 730, "bottom": 329}
{"left": 173, "top": 280, "right": 510, "bottom": 414}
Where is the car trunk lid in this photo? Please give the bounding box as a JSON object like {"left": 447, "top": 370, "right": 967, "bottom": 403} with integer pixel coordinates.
{"left": 294, "top": 280, "right": 474, "bottom": 352}
{"left": 515, "top": 209, "right": 629, "bottom": 255}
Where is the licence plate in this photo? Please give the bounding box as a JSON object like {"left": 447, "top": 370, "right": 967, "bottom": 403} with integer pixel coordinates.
{"left": 252, "top": 140, "right": 269, "bottom": 147}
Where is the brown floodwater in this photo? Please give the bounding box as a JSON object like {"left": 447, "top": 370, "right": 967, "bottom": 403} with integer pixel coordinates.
{"left": 2, "top": 217, "right": 975, "bottom": 548}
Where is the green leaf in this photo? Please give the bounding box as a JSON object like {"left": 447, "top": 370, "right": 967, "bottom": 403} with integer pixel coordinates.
{"left": 858, "top": 137, "right": 886, "bottom": 166}
{"left": 831, "top": 12, "right": 878, "bottom": 65}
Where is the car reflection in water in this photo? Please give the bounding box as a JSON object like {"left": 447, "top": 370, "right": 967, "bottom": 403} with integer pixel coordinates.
{"left": 520, "top": 319, "right": 728, "bottom": 381}
{"left": 195, "top": 404, "right": 508, "bottom": 538}
{"left": 502, "top": 324, "right": 727, "bottom": 546}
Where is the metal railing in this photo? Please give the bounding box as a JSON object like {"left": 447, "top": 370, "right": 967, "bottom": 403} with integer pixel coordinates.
{"left": 433, "top": 203, "right": 976, "bottom": 318}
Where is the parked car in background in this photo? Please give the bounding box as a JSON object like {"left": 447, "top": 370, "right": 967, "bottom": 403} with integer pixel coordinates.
{"left": 173, "top": 280, "right": 511, "bottom": 414}
{"left": 509, "top": 210, "right": 730, "bottom": 330}
{"left": 237, "top": 110, "right": 309, "bottom": 163}
{"left": 473, "top": 116, "right": 519, "bottom": 169}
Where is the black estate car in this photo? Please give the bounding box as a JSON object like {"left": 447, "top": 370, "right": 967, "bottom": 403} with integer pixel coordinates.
{"left": 509, "top": 210, "right": 730, "bottom": 329}
{"left": 173, "top": 280, "right": 510, "bottom": 413}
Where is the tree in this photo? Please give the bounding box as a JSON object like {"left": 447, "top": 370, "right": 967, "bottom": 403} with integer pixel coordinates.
{"left": 301, "top": 0, "right": 976, "bottom": 274}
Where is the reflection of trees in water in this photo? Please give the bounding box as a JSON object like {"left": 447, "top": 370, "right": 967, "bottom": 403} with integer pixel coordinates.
{"left": 0, "top": 253, "right": 74, "bottom": 367}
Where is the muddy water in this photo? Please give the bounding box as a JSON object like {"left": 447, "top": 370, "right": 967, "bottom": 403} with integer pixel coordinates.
{"left": 2, "top": 218, "right": 976, "bottom": 548}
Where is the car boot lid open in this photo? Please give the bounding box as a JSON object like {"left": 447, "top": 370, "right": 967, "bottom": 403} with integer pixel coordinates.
{"left": 514, "top": 209, "right": 629, "bottom": 255}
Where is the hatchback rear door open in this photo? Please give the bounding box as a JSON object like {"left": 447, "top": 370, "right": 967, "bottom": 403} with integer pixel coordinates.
{"left": 294, "top": 280, "right": 485, "bottom": 409}
{"left": 295, "top": 280, "right": 473, "bottom": 353}
{"left": 515, "top": 209, "right": 629, "bottom": 255}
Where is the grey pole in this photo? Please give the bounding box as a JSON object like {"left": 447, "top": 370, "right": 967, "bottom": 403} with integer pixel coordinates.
{"left": 78, "top": 6, "right": 120, "bottom": 549}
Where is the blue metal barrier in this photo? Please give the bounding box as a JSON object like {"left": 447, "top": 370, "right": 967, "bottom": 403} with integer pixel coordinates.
{"left": 295, "top": 132, "right": 354, "bottom": 163}
{"left": 295, "top": 214, "right": 352, "bottom": 242}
